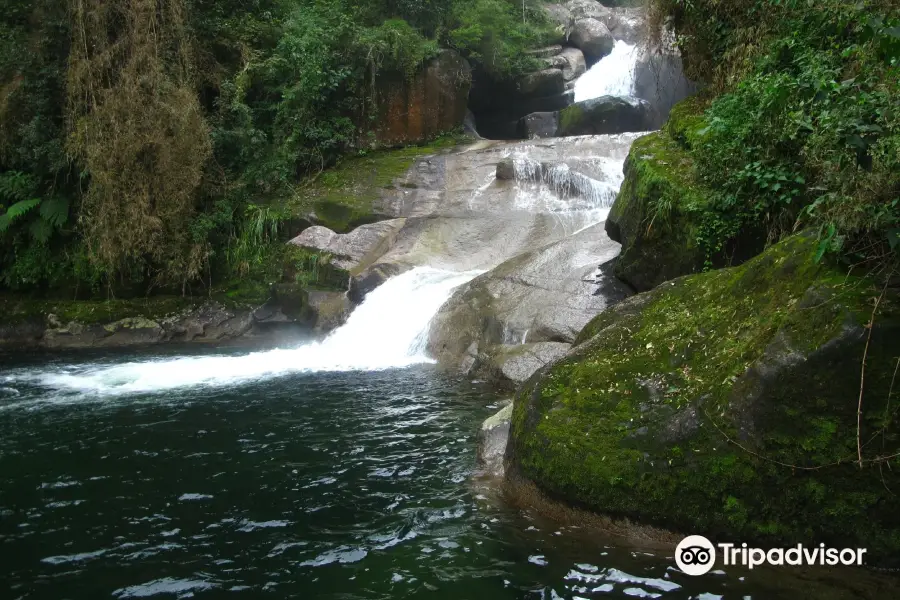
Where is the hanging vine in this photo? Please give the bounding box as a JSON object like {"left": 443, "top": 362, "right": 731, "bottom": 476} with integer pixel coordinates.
{"left": 66, "top": 0, "right": 211, "bottom": 290}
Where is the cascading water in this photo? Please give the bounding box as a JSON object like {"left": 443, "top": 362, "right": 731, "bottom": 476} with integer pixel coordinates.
{"left": 574, "top": 40, "right": 640, "bottom": 102}
{"left": 10, "top": 267, "right": 480, "bottom": 398}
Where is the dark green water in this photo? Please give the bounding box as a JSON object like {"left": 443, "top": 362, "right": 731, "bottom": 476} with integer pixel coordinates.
{"left": 1, "top": 348, "right": 897, "bottom": 599}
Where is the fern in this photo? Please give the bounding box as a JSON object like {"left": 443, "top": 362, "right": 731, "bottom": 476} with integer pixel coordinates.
{"left": 39, "top": 197, "right": 70, "bottom": 227}
{"left": 0, "top": 172, "right": 38, "bottom": 202}
{"left": 0, "top": 198, "right": 41, "bottom": 230}
{"left": 28, "top": 218, "right": 53, "bottom": 243}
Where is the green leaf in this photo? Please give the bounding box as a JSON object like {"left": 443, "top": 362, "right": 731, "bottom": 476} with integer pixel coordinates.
{"left": 28, "top": 218, "right": 53, "bottom": 243}
{"left": 3, "top": 197, "right": 40, "bottom": 221}
{"left": 39, "top": 197, "right": 70, "bottom": 227}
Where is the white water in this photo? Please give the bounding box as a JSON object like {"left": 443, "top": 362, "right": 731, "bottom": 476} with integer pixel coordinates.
{"left": 574, "top": 41, "right": 639, "bottom": 103}
{"left": 12, "top": 267, "right": 480, "bottom": 397}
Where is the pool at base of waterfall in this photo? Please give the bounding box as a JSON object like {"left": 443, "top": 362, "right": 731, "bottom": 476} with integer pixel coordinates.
{"left": 1, "top": 352, "right": 896, "bottom": 600}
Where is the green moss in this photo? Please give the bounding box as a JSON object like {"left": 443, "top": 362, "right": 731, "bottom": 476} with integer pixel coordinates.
{"left": 606, "top": 131, "right": 712, "bottom": 290}
{"left": 558, "top": 102, "right": 584, "bottom": 135}
{"left": 511, "top": 234, "right": 900, "bottom": 561}
{"left": 289, "top": 134, "right": 471, "bottom": 232}
{"left": 665, "top": 95, "right": 710, "bottom": 150}
{"left": 0, "top": 294, "right": 199, "bottom": 326}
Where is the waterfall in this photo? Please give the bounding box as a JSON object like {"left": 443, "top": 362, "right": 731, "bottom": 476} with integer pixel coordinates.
{"left": 574, "top": 41, "right": 640, "bottom": 103}
{"left": 16, "top": 268, "right": 480, "bottom": 396}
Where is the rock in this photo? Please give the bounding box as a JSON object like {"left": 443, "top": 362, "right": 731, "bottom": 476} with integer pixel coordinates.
{"left": 374, "top": 49, "right": 472, "bottom": 146}
{"left": 518, "top": 111, "right": 559, "bottom": 139}
{"left": 496, "top": 158, "right": 516, "bottom": 180}
{"left": 634, "top": 48, "right": 697, "bottom": 130}
{"left": 508, "top": 234, "right": 900, "bottom": 564}
{"left": 606, "top": 111, "right": 763, "bottom": 291}
{"left": 517, "top": 68, "right": 565, "bottom": 97}
{"left": 288, "top": 219, "right": 406, "bottom": 274}
{"left": 527, "top": 45, "right": 564, "bottom": 59}
{"left": 557, "top": 47, "right": 587, "bottom": 81}
{"left": 307, "top": 290, "right": 352, "bottom": 332}
{"left": 349, "top": 263, "right": 405, "bottom": 305}
{"left": 570, "top": 19, "right": 614, "bottom": 65}
{"left": 477, "top": 403, "right": 513, "bottom": 477}
{"left": 428, "top": 223, "right": 631, "bottom": 384}
{"left": 496, "top": 342, "right": 572, "bottom": 384}
{"left": 519, "top": 96, "right": 652, "bottom": 139}
{"left": 557, "top": 95, "right": 652, "bottom": 136}
{"left": 566, "top": 0, "right": 611, "bottom": 21}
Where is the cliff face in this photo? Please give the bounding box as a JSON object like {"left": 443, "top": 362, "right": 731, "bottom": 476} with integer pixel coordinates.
{"left": 374, "top": 50, "right": 472, "bottom": 146}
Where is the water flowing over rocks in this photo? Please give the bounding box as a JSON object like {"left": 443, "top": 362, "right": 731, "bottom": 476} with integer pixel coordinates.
{"left": 570, "top": 19, "right": 615, "bottom": 66}
{"left": 427, "top": 223, "right": 632, "bottom": 384}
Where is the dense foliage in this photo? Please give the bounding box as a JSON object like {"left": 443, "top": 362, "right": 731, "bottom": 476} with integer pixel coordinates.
{"left": 0, "top": 0, "right": 553, "bottom": 296}
{"left": 650, "top": 0, "right": 899, "bottom": 271}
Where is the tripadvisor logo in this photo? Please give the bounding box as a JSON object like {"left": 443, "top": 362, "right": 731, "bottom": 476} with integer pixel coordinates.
{"left": 675, "top": 535, "right": 868, "bottom": 576}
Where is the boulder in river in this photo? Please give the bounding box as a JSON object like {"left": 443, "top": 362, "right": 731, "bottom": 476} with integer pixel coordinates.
{"left": 557, "top": 47, "right": 587, "bottom": 81}
{"left": 570, "top": 19, "right": 615, "bottom": 65}
{"left": 507, "top": 234, "right": 900, "bottom": 565}
{"left": 518, "top": 96, "right": 652, "bottom": 139}
{"left": 517, "top": 68, "right": 566, "bottom": 98}
{"left": 477, "top": 403, "right": 513, "bottom": 477}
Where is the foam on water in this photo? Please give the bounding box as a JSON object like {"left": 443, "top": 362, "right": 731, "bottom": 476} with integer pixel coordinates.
{"left": 574, "top": 40, "right": 640, "bottom": 102}
{"left": 10, "top": 267, "right": 480, "bottom": 398}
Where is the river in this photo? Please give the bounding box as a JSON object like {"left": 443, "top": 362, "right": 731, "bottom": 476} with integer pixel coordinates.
{"left": 2, "top": 342, "right": 896, "bottom": 599}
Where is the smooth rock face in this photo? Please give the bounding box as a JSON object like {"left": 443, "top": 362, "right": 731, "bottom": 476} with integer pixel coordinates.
{"left": 508, "top": 235, "right": 900, "bottom": 564}
{"left": 496, "top": 342, "right": 572, "bottom": 384}
{"left": 375, "top": 49, "right": 472, "bottom": 145}
{"left": 570, "top": 19, "right": 615, "bottom": 65}
{"left": 288, "top": 219, "right": 406, "bottom": 273}
{"left": 558, "top": 96, "right": 652, "bottom": 136}
{"left": 634, "top": 48, "right": 697, "bottom": 129}
{"left": 367, "top": 134, "right": 642, "bottom": 274}
{"left": 518, "top": 68, "right": 566, "bottom": 97}
{"left": 477, "top": 403, "right": 513, "bottom": 477}
{"left": 518, "top": 111, "right": 559, "bottom": 139}
{"left": 557, "top": 47, "right": 587, "bottom": 81}
{"left": 427, "top": 223, "right": 632, "bottom": 383}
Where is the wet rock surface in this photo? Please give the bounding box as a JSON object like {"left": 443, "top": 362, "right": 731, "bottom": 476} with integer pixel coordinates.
{"left": 427, "top": 223, "right": 632, "bottom": 383}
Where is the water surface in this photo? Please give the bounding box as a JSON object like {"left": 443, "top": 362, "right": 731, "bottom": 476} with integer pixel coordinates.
{"left": 1, "top": 349, "right": 896, "bottom": 599}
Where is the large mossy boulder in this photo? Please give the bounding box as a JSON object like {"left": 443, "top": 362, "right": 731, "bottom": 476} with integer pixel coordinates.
{"left": 605, "top": 130, "right": 708, "bottom": 291}
{"left": 508, "top": 234, "right": 900, "bottom": 563}
{"left": 557, "top": 96, "right": 651, "bottom": 137}
{"left": 519, "top": 96, "right": 652, "bottom": 139}
{"left": 606, "top": 97, "right": 764, "bottom": 291}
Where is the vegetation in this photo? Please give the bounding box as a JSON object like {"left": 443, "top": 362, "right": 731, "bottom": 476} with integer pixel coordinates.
{"left": 0, "top": 0, "right": 554, "bottom": 298}
{"left": 647, "top": 0, "right": 899, "bottom": 273}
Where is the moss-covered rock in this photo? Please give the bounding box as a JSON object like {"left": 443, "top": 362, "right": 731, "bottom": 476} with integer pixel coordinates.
{"left": 288, "top": 135, "right": 469, "bottom": 233}
{"left": 508, "top": 234, "right": 900, "bottom": 564}
{"left": 606, "top": 96, "right": 764, "bottom": 291}
{"left": 605, "top": 131, "right": 709, "bottom": 291}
